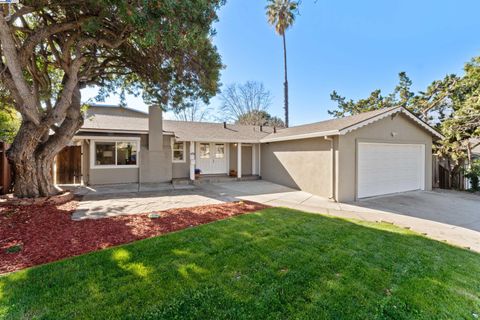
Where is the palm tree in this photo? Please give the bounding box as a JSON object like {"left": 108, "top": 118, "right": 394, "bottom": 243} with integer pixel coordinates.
{"left": 266, "top": 0, "right": 299, "bottom": 128}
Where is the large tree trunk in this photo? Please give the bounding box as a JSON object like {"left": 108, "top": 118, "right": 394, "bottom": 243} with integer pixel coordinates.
{"left": 7, "top": 86, "right": 83, "bottom": 198}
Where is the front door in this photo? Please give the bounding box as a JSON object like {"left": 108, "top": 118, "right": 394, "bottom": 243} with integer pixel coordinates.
{"left": 196, "top": 143, "right": 227, "bottom": 174}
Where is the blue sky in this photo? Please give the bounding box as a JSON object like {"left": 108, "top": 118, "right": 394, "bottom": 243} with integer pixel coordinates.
{"left": 82, "top": 0, "right": 480, "bottom": 126}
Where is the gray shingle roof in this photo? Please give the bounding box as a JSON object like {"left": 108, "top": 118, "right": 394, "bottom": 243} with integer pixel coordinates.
{"left": 163, "top": 120, "right": 273, "bottom": 143}
{"left": 83, "top": 106, "right": 149, "bottom": 132}
{"left": 262, "top": 107, "right": 401, "bottom": 141}
{"left": 81, "top": 105, "right": 442, "bottom": 143}
{"left": 81, "top": 105, "right": 273, "bottom": 143}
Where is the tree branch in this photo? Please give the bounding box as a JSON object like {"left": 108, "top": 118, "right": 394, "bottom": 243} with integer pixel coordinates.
{"left": 19, "top": 20, "right": 84, "bottom": 65}
{"left": 0, "top": 11, "right": 40, "bottom": 124}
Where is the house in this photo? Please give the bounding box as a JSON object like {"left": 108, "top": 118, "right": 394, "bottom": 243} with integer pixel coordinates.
{"left": 56, "top": 104, "right": 443, "bottom": 202}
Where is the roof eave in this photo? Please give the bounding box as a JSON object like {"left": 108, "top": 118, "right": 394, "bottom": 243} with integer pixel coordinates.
{"left": 260, "top": 130, "right": 340, "bottom": 143}
{"left": 338, "top": 107, "right": 445, "bottom": 139}
{"left": 78, "top": 128, "right": 175, "bottom": 136}
{"left": 174, "top": 137, "right": 263, "bottom": 143}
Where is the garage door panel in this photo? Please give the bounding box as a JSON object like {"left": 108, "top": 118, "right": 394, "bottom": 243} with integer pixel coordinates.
{"left": 357, "top": 143, "right": 424, "bottom": 198}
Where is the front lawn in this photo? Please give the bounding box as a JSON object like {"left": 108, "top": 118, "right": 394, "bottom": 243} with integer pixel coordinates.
{"left": 1, "top": 208, "right": 479, "bottom": 319}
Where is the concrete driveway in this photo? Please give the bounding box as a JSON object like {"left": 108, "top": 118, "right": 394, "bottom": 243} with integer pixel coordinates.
{"left": 71, "top": 180, "right": 480, "bottom": 252}
{"left": 354, "top": 190, "right": 480, "bottom": 232}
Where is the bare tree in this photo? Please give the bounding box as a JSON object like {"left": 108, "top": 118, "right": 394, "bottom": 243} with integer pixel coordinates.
{"left": 174, "top": 101, "right": 212, "bottom": 122}
{"left": 220, "top": 81, "right": 273, "bottom": 123}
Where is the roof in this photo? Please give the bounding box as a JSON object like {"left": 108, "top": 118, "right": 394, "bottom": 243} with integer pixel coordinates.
{"left": 80, "top": 105, "right": 443, "bottom": 143}
{"left": 163, "top": 121, "right": 273, "bottom": 143}
{"left": 260, "top": 106, "right": 444, "bottom": 142}
{"left": 82, "top": 106, "right": 150, "bottom": 133}
{"left": 81, "top": 105, "right": 273, "bottom": 143}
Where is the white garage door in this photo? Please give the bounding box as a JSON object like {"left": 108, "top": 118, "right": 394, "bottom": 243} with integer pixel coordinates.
{"left": 357, "top": 143, "right": 425, "bottom": 198}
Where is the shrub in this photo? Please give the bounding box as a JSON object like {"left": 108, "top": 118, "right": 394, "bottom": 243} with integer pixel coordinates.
{"left": 465, "top": 159, "right": 480, "bottom": 191}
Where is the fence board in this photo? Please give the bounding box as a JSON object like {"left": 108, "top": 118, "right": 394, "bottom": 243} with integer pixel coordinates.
{"left": 0, "top": 142, "right": 12, "bottom": 195}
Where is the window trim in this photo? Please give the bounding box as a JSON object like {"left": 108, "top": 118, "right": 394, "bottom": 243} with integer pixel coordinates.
{"left": 90, "top": 137, "right": 140, "bottom": 169}
{"left": 171, "top": 140, "right": 186, "bottom": 163}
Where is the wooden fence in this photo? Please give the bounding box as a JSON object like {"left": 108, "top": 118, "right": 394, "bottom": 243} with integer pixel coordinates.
{"left": 432, "top": 155, "right": 466, "bottom": 190}
{"left": 0, "top": 142, "right": 12, "bottom": 195}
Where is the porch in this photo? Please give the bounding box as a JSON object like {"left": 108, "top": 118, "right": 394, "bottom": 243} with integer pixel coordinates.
{"left": 173, "top": 174, "right": 260, "bottom": 186}
{"left": 182, "top": 141, "right": 262, "bottom": 182}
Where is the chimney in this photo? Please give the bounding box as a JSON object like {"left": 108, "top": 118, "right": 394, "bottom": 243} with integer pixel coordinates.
{"left": 149, "top": 105, "right": 163, "bottom": 151}
{"left": 223, "top": 121, "right": 227, "bottom": 129}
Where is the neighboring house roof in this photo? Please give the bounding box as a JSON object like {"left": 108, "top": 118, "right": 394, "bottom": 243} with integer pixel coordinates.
{"left": 80, "top": 105, "right": 443, "bottom": 143}
{"left": 261, "top": 106, "right": 444, "bottom": 142}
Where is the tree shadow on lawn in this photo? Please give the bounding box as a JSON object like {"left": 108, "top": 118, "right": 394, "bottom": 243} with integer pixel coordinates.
{"left": 1, "top": 207, "right": 479, "bottom": 320}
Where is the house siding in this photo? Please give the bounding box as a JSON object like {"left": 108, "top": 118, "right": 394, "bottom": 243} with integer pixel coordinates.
{"left": 260, "top": 137, "right": 333, "bottom": 198}
{"left": 172, "top": 141, "right": 191, "bottom": 178}
{"left": 139, "top": 135, "right": 172, "bottom": 183}
{"left": 336, "top": 112, "right": 433, "bottom": 202}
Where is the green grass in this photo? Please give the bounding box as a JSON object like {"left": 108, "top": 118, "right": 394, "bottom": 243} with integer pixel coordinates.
{"left": 1, "top": 208, "right": 479, "bottom": 320}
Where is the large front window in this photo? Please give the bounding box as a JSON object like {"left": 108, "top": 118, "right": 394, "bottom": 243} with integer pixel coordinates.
{"left": 172, "top": 141, "right": 186, "bottom": 162}
{"left": 93, "top": 141, "right": 138, "bottom": 167}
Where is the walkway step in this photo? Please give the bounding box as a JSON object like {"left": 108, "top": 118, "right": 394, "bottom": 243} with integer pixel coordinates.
{"left": 172, "top": 175, "right": 260, "bottom": 186}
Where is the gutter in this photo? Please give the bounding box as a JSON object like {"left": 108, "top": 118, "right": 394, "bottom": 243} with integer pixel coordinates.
{"left": 324, "top": 136, "right": 336, "bottom": 201}
{"left": 260, "top": 130, "right": 339, "bottom": 143}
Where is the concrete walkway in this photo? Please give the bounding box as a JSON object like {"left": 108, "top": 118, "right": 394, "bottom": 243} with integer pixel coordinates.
{"left": 71, "top": 180, "right": 480, "bottom": 253}
{"left": 71, "top": 184, "right": 236, "bottom": 220}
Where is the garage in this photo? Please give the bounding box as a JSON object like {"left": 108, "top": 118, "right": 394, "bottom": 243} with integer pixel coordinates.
{"left": 357, "top": 142, "right": 425, "bottom": 198}
{"left": 260, "top": 106, "right": 442, "bottom": 202}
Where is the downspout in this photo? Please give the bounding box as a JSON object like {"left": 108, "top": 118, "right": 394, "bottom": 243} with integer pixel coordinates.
{"left": 324, "top": 136, "right": 335, "bottom": 201}
{"left": 138, "top": 139, "right": 141, "bottom": 192}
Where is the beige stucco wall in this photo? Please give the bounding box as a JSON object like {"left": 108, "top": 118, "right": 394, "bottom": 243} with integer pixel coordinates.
{"left": 336, "top": 113, "right": 433, "bottom": 202}
{"left": 89, "top": 167, "right": 139, "bottom": 185}
{"left": 261, "top": 137, "right": 334, "bottom": 198}
{"left": 82, "top": 140, "right": 90, "bottom": 184}
{"left": 172, "top": 141, "right": 190, "bottom": 178}
{"left": 139, "top": 135, "right": 172, "bottom": 183}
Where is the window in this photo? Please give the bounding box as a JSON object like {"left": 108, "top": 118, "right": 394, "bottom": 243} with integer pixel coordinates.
{"left": 92, "top": 140, "right": 139, "bottom": 168}
{"left": 172, "top": 141, "right": 185, "bottom": 162}
{"left": 116, "top": 142, "right": 137, "bottom": 165}
{"left": 95, "top": 142, "right": 115, "bottom": 165}
{"left": 215, "top": 144, "right": 225, "bottom": 159}
{"left": 200, "top": 143, "right": 210, "bottom": 158}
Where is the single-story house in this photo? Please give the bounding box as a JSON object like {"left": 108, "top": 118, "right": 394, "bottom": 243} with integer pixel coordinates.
{"left": 56, "top": 104, "right": 443, "bottom": 202}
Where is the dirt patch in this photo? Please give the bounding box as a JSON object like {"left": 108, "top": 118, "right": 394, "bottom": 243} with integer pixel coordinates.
{"left": 0, "top": 200, "right": 268, "bottom": 274}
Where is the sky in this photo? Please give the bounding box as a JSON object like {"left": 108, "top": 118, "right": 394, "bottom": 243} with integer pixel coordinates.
{"left": 82, "top": 0, "right": 480, "bottom": 126}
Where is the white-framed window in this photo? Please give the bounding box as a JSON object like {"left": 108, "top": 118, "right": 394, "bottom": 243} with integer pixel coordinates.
{"left": 90, "top": 138, "right": 140, "bottom": 169}
{"left": 200, "top": 143, "right": 210, "bottom": 159}
{"left": 172, "top": 140, "right": 186, "bottom": 163}
{"left": 215, "top": 144, "right": 225, "bottom": 159}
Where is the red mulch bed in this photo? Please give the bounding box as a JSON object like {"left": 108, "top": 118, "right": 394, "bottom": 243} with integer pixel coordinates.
{"left": 0, "top": 200, "right": 268, "bottom": 274}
